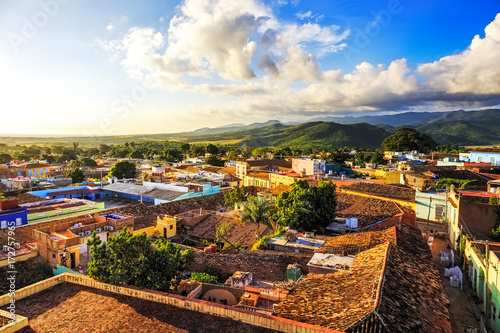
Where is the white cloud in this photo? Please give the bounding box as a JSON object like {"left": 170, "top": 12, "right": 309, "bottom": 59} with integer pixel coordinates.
{"left": 100, "top": 1, "right": 500, "bottom": 120}
{"left": 295, "top": 11, "right": 312, "bottom": 20}
{"left": 106, "top": 23, "right": 115, "bottom": 31}
{"left": 417, "top": 13, "right": 500, "bottom": 95}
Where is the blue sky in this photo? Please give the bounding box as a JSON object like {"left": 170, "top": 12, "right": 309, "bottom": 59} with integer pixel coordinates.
{"left": 1, "top": 0, "right": 500, "bottom": 136}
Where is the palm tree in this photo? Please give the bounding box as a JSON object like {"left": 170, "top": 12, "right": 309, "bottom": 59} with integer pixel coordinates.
{"left": 240, "top": 196, "right": 274, "bottom": 240}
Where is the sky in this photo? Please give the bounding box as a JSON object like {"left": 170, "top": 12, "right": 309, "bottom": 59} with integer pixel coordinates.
{"left": 1, "top": 0, "right": 500, "bottom": 136}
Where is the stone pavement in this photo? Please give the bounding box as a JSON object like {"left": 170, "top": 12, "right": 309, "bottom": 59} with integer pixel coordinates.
{"left": 429, "top": 234, "right": 486, "bottom": 332}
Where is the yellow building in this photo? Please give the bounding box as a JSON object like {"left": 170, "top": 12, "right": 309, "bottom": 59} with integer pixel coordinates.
{"left": 156, "top": 215, "right": 177, "bottom": 239}
{"left": 243, "top": 173, "right": 271, "bottom": 188}
{"left": 269, "top": 173, "right": 301, "bottom": 188}
{"left": 27, "top": 163, "right": 50, "bottom": 178}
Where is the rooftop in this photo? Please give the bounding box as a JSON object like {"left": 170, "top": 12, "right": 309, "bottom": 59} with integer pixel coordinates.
{"left": 307, "top": 253, "right": 355, "bottom": 271}
{"left": 340, "top": 181, "right": 416, "bottom": 202}
{"left": 10, "top": 282, "right": 279, "bottom": 333}
{"left": 275, "top": 225, "right": 451, "bottom": 332}
{"left": 316, "top": 228, "right": 396, "bottom": 255}
{"left": 336, "top": 193, "right": 402, "bottom": 228}
{"left": 182, "top": 211, "right": 271, "bottom": 248}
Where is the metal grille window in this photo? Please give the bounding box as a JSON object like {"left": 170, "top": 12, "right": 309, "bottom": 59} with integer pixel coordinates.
{"left": 435, "top": 204, "right": 444, "bottom": 220}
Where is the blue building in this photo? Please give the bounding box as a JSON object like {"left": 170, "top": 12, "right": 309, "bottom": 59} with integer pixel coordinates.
{"left": 0, "top": 200, "right": 28, "bottom": 229}
{"left": 29, "top": 186, "right": 106, "bottom": 201}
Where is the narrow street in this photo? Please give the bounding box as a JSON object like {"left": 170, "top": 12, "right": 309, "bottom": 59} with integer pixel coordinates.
{"left": 430, "top": 234, "right": 485, "bottom": 332}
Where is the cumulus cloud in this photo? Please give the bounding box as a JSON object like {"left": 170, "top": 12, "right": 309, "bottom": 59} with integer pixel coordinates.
{"left": 106, "top": 23, "right": 115, "bottom": 31}
{"left": 100, "top": 1, "right": 500, "bottom": 119}
{"left": 417, "top": 13, "right": 500, "bottom": 95}
{"left": 101, "top": 0, "right": 349, "bottom": 92}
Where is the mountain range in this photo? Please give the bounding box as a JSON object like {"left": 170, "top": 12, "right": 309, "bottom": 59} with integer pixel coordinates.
{"left": 181, "top": 108, "right": 500, "bottom": 147}
{"left": 2, "top": 108, "right": 500, "bottom": 149}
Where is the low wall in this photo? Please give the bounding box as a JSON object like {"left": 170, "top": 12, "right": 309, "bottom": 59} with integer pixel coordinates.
{"left": 0, "top": 251, "right": 38, "bottom": 268}
{"left": 0, "top": 273, "right": 342, "bottom": 333}
{"left": 0, "top": 309, "right": 28, "bottom": 333}
{"left": 188, "top": 251, "right": 313, "bottom": 281}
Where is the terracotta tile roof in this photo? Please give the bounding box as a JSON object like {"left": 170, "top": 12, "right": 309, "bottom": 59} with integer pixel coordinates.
{"left": 336, "top": 193, "right": 401, "bottom": 227}
{"left": 340, "top": 182, "right": 416, "bottom": 202}
{"left": 182, "top": 211, "right": 271, "bottom": 248}
{"left": 26, "top": 163, "right": 50, "bottom": 169}
{"left": 271, "top": 184, "right": 291, "bottom": 196}
{"left": 275, "top": 242, "right": 391, "bottom": 331}
{"left": 315, "top": 228, "right": 397, "bottom": 255}
{"left": 275, "top": 225, "right": 451, "bottom": 333}
{"left": 249, "top": 172, "right": 271, "bottom": 179}
{"left": 219, "top": 167, "right": 236, "bottom": 175}
{"left": 244, "top": 159, "right": 291, "bottom": 168}
{"left": 202, "top": 166, "right": 223, "bottom": 173}
{"left": 377, "top": 225, "right": 451, "bottom": 333}
{"left": 10, "top": 282, "right": 279, "bottom": 333}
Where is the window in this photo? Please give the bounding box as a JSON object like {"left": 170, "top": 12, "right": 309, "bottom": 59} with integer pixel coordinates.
{"left": 478, "top": 156, "right": 484, "bottom": 163}
{"left": 435, "top": 205, "right": 444, "bottom": 220}
{"left": 170, "top": 225, "right": 173, "bottom": 230}
{"left": 52, "top": 254, "right": 56, "bottom": 259}
{"left": 491, "top": 157, "right": 496, "bottom": 164}
{"left": 16, "top": 218, "right": 22, "bottom": 226}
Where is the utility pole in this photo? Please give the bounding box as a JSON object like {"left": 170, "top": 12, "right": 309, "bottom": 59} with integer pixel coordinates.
{"left": 485, "top": 240, "right": 490, "bottom": 317}
{"left": 426, "top": 196, "right": 433, "bottom": 233}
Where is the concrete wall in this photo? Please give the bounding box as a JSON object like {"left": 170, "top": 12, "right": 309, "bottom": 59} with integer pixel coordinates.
{"left": 188, "top": 251, "right": 312, "bottom": 281}
{"left": 415, "top": 191, "right": 447, "bottom": 222}
{"left": 459, "top": 200, "right": 497, "bottom": 235}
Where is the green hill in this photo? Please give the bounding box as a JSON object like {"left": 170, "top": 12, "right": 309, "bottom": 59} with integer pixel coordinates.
{"left": 416, "top": 119, "right": 500, "bottom": 146}
{"left": 187, "top": 121, "right": 390, "bottom": 149}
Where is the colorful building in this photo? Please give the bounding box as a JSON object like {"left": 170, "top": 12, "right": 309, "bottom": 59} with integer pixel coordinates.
{"left": 156, "top": 215, "right": 177, "bottom": 239}
{"left": 464, "top": 239, "right": 500, "bottom": 332}
{"left": 27, "top": 163, "right": 50, "bottom": 178}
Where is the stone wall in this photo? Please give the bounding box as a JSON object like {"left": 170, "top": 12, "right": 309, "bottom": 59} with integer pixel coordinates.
{"left": 188, "top": 251, "right": 313, "bottom": 281}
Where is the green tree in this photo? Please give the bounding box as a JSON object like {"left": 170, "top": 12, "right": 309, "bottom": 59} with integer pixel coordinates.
{"left": 99, "top": 144, "right": 113, "bottom": 155}
{"left": 80, "top": 157, "right": 98, "bottom": 167}
{"left": 226, "top": 150, "right": 239, "bottom": 161}
{"left": 252, "top": 147, "right": 267, "bottom": 158}
{"left": 354, "top": 151, "right": 366, "bottom": 167}
{"left": 382, "top": 127, "right": 436, "bottom": 152}
{"left": 87, "top": 229, "right": 194, "bottom": 291}
{"left": 0, "top": 154, "right": 12, "bottom": 164}
{"left": 206, "top": 144, "right": 219, "bottom": 155}
{"left": 127, "top": 149, "right": 144, "bottom": 159}
{"left": 369, "top": 150, "right": 386, "bottom": 165}
{"left": 109, "top": 160, "right": 136, "bottom": 179}
{"left": 240, "top": 196, "right": 274, "bottom": 240}
{"left": 274, "top": 180, "right": 337, "bottom": 232}
{"left": 190, "top": 272, "right": 219, "bottom": 284}
{"left": 69, "top": 168, "right": 85, "bottom": 183}
{"left": 224, "top": 186, "right": 248, "bottom": 209}
{"left": 205, "top": 155, "right": 224, "bottom": 167}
